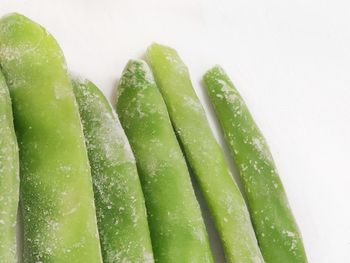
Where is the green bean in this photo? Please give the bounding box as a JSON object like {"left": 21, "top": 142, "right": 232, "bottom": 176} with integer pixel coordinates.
{"left": 0, "top": 13, "right": 102, "bottom": 262}
{"left": 72, "top": 77, "right": 154, "bottom": 263}
{"left": 0, "top": 70, "right": 19, "bottom": 262}
{"left": 146, "top": 43, "right": 264, "bottom": 263}
{"left": 203, "top": 65, "right": 308, "bottom": 263}
{"left": 116, "top": 59, "right": 213, "bottom": 263}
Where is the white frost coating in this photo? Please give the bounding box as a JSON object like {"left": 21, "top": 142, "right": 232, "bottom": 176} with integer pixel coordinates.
{"left": 142, "top": 250, "right": 154, "bottom": 263}
{"left": 0, "top": 44, "right": 29, "bottom": 62}
{"left": 193, "top": 224, "right": 206, "bottom": 243}
{"left": 183, "top": 95, "right": 202, "bottom": 112}
{"left": 283, "top": 230, "right": 296, "bottom": 237}
{"left": 162, "top": 47, "right": 187, "bottom": 74}
{"left": 217, "top": 79, "right": 240, "bottom": 104}
{"left": 110, "top": 110, "right": 135, "bottom": 162}
{"left": 54, "top": 82, "right": 74, "bottom": 100}
{"left": 0, "top": 29, "right": 46, "bottom": 63}
{"left": 117, "top": 59, "right": 167, "bottom": 121}
{"left": 251, "top": 136, "right": 274, "bottom": 162}
{"left": 117, "top": 59, "right": 155, "bottom": 100}
{"left": 75, "top": 77, "right": 135, "bottom": 164}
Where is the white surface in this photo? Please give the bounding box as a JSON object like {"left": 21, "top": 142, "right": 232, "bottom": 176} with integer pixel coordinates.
{"left": 1, "top": 0, "right": 350, "bottom": 262}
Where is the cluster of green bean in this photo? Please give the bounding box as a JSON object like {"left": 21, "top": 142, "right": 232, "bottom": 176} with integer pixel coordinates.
{"left": 0, "top": 13, "right": 307, "bottom": 263}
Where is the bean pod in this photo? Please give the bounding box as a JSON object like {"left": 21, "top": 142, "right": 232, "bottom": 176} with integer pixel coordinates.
{"left": 0, "top": 13, "right": 102, "bottom": 262}
{"left": 72, "top": 77, "right": 154, "bottom": 263}
{"left": 116, "top": 59, "right": 213, "bottom": 263}
{"left": 203, "top": 65, "right": 308, "bottom": 263}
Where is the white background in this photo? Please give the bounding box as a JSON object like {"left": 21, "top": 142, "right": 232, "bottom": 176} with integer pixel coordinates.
{"left": 1, "top": 0, "right": 350, "bottom": 262}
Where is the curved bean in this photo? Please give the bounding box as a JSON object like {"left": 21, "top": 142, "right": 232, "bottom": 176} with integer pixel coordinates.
{"left": 203, "top": 65, "right": 308, "bottom": 263}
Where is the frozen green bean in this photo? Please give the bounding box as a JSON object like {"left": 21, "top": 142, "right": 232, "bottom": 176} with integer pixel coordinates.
{"left": 72, "top": 77, "right": 154, "bottom": 263}
{"left": 0, "top": 13, "right": 102, "bottom": 262}
{"left": 0, "top": 70, "right": 19, "bottom": 263}
{"left": 204, "top": 65, "right": 307, "bottom": 263}
{"left": 146, "top": 43, "right": 264, "bottom": 263}
{"left": 116, "top": 59, "right": 213, "bottom": 263}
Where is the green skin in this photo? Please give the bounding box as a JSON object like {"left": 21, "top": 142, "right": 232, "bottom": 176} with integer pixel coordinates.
{"left": 203, "top": 66, "right": 308, "bottom": 263}
{"left": 72, "top": 77, "right": 154, "bottom": 263}
{"left": 146, "top": 44, "right": 264, "bottom": 263}
{"left": 116, "top": 60, "right": 213, "bottom": 263}
{"left": 0, "top": 70, "right": 19, "bottom": 262}
{"left": 0, "top": 14, "right": 102, "bottom": 262}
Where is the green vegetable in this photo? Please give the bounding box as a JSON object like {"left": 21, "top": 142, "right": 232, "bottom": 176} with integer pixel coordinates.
{"left": 203, "top": 65, "right": 308, "bottom": 263}
{"left": 146, "top": 43, "right": 264, "bottom": 263}
{"left": 0, "top": 70, "right": 19, "bottom": 262}
{"left": 0, "top": 13, "right": 102, "bottom": 262}
{"left": 116, "top": 59, "right": 213, "bottom": 263}
{"left": 72, "top": 77, "right": 154, "bottom": 263}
